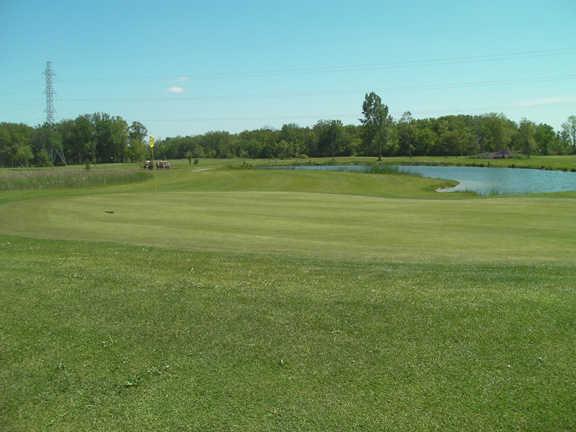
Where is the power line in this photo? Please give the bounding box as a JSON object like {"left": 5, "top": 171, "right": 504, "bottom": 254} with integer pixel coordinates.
{"left": 22, "top": 47, "right": 576, "bottom": 85}
{"left": 138, "top": 99, "right": 573, "bottom": 123}
{"left": 188, "top": 48, "right": 576, "bottom": 80}
{"left": 56, "top": 73, "right": 576, "bottom": 103}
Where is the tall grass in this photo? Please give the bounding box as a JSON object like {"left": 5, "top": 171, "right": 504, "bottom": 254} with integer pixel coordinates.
{"left": 369, "top": 163, "right": 421, "bottom": 175}
{"left": 0, "top": 167, "right": 152, "bottom": 191}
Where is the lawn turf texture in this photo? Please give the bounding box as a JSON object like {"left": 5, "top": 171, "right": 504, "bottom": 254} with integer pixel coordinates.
{"left": 1, "top": 156, "right": 576, "bottom": 431}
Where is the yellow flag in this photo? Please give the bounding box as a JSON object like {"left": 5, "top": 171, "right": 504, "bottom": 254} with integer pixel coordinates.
{"left": 149, "top": 136, "right": 155, "bottom": 149}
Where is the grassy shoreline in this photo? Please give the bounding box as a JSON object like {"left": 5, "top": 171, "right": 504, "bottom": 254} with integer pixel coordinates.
{"left": 251, "top": 154, "right": 576, "bottom": 171}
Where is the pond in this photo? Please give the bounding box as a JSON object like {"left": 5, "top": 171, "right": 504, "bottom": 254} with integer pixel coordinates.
{"left": 395, "top": 165, "right": 576, "bottom": 195}
{"left": 265, "top": 164, "right": 576, "bottom": 195}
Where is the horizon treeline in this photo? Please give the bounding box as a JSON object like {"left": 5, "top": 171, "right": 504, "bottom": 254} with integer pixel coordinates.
{"left": 158, "top": 112, "right": 576, "bottom": 160}
{"left": 1, "top": 109, "right": 576, "bottom": 168}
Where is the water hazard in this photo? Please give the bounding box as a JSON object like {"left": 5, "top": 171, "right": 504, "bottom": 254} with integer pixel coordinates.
{"left": 266, "top": 164, "right": 576, "bottom": 195}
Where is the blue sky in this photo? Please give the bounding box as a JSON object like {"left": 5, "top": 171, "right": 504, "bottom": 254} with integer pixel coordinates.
{"left": 1, "top": 0, "right": 575, "bottom": 137}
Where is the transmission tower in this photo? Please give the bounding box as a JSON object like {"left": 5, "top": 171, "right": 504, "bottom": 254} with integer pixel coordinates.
{"left": 42, "top": 61, "right": 66, "bottom": 164}
{"left": 44, "top": 61, "right": 55, "bottom": 125}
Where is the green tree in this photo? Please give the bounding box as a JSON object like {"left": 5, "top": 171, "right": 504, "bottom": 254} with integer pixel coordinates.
{"left": 279, "top": 123, "right": 307, "bottom": 156}
{"left": 58, "top": 119, "right": 77, "bottom": 163}
{"left": 313, "top": 120, "right": 345, "bottom": 157}
{"left": 476, "top": 113, "right": 516, "bottom": 153}
{"left": 360, "top": 92, "right": 391, "bottom": 160}
{"left": 398, "top": 112, "right": 416, "bottom": 157}
{"left": 342, "top": 125, "right": 362, "bottom": 156}
{"left": 561, "top": 115, "right": 576, "bottom": 153}
{"left": 0, "top": 126, "right": 11, "bottom": 166}
{"left": 128, "top": 121, "right": 148, "bottom": 162}
{"left": 0, "top": 123, "right": 33, "bottom": 166}
{"left": 14, "top": 144, "right": 34, "bottom": 166}
{"left": 515, "top": 119, "right": 537, "bottom": 157}
{"left": 91, "top": 113, "right": 129, "bottom": 163}
{"left": 74, "top": 115, "right": 96, "bottom": 163}
{"left": 110, "top": 117, "right": 129, "bottom": 162}
{"left": 58, "top": 116, "right": 95, "bottom": 164}
{"left": 92, "top": 113, "right": 114, "bottom": 162}
{"left": 30, "top": 124, "right": 63, "bottom": 166}
{"left": 414, "top": 124, "right": 438, "bottom": 156}
{"left": 534, "top": 123, "right": 557, "bottom": 155}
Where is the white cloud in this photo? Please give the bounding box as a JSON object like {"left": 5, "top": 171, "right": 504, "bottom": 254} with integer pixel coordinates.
{"left": 167, "top": 86, "right": 185, "bottom": 94}
{"left": 514, "top": 96, "right": 576, "bottom": 108}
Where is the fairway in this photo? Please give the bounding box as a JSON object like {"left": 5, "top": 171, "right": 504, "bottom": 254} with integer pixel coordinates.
{"left": 2, "top": 190, "right": 576, "bottom": 264}
{"left": 2, "top": 159, "right": 576, "bottom": 431}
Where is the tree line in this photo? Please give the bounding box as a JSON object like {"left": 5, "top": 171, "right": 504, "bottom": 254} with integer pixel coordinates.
{"left": 1, "top": 94, "right": 575, "bottom": 167}
{"left": 0, "top": 114, "right": 148, "bottom": 167}
{"left": 156, "top": 94, "right": 576, "bottom": 160}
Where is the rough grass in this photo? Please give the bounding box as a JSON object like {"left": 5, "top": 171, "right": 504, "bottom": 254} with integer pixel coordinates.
{"left": 0, "top": 166, "right": 151, "bottom": 190}
{"left": 1, "top": 157, "right": 576, "bottom": 431}
{"left": 1, "top": 236, "right": 575, "bottom": 431}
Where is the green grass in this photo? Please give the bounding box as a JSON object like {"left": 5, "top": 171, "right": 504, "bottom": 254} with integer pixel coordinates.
{"left": 1, "top": 157, "right": 576, "bottom": 431}
{"left": 233, "top": 154, "right": 576, "bottom": 171}
{"left": 379, "top": 154, "right": 576, "bottom": 171}
{"left": 2, "top": 190, "right": 575, "bottom": 265}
